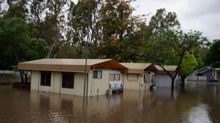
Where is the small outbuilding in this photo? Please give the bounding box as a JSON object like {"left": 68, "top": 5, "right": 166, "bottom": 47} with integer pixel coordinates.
{"left": 191, "top": 67, "right": 220, "bottom": 82}
{"left": 18, "top": 59, "right": 126, "bottom": 96}
{"left": 154, "top": 65, "right": 180, "bottom": 88}
{"left": 120, "top": 63, "right": 158, "bottom": 90}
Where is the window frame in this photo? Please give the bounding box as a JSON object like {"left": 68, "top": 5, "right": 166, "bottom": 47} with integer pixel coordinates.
{"left": 62, "top": 72, "right": 75, "bottom": 89}
{"left": 110, "top": 73, "right": 121, "bottom": 81}
{"left": 93, "top": 70, "right": 102, "bottom": 79}
{"left": 40, "top": 71, "right": 51, "bottom": 86}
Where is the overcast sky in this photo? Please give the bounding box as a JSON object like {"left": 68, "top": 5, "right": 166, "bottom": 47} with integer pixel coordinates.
{"left": 131, "top": 0, "right": 220, "bottom": 41}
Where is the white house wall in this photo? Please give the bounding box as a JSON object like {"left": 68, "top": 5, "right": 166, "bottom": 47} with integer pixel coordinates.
{"left": 90, "top": 70, "right": 110, "bottom": 96}
{"left": 30, "top": 71, "right": 86, "bottom": 96}
{"left": 30, "top": 69, "right": 120, "bottom": 96}
{"left": 60, "top": 73, "right": 85, "bottom": 96}
{"left": 31, "top": 71, "right": 40, "bottom": 91}
{"left": 51, "top": 72, "right": 61, "bottom": 93}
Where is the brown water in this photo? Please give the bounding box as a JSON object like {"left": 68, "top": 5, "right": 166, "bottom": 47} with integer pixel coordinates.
{"left": 0, "top": 86, "right": 220, "bottom": 123}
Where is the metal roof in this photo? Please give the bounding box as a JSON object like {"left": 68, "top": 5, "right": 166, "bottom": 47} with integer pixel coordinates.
{"left": 18, "top": 59, "right": 127, "bottom": 73}
{"left": 120, "top": 63, "right": 158, "bottom": 73}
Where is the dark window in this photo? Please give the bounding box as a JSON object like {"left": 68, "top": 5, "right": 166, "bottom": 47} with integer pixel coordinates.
{"left": 62, "top": 72, "right": 74, "bottom": 89}
{"left": 110, "top": 74, "right": 120, "bottom": 81}
{"left": 40, "top": 71, "right": 51, "bottom": 86}
{"left": 93, "top": 70, "right": 102, "bottom": 79}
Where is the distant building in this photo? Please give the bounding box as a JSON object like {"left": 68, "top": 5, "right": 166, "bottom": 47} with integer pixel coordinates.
{"left": 192, "top": 67, "right": 220, "bottom": 82}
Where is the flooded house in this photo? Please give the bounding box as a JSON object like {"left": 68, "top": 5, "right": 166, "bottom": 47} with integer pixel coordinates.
{"left": 155, "top": 65, "right": 180, "bottom": 88}
{"left": 18, "top": 59, "right": 126, "bottom": 96}
{"left": 120, "top": 63, "right": 158, "bottom": 90}
{"left": 188, "top": 67, "right": 220, "bottom": 82}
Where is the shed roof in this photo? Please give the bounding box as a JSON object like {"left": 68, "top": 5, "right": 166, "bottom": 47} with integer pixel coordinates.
{"left": 120, "top": 63, "right": 158, "bottom": 73}
{"left": 18, "top": 59, "right": 127, "bottom": 73}
{"left": 155, "top": 65, "right": 177, "bottom": 72}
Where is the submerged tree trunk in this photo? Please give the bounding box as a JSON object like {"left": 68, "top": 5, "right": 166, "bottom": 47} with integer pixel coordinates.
{"left": 181, "top": 75, "right": 186, "bottom": 89}
{"left": 171, "top": 78, "right": 175, "bottom": 92}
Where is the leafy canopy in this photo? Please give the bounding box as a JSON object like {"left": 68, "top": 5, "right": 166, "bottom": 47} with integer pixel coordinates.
{"left": 206, "top": 39, "right": 220, "bottom": 67}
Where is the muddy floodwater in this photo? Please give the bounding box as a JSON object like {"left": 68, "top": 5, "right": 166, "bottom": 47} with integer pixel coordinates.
{"left": 0, "top": 86, "right": 220, "bottom": 123}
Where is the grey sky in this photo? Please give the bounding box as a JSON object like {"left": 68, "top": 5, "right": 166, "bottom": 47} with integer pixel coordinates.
{"left": 132, "top": 0, "right": 220, "bottom": 40}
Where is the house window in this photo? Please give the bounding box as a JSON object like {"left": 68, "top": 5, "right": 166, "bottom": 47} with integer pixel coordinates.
{"left": 62, "top": 72, "right": 74, "bottom": 89}
{"left": 110, "top": 74, "right": 120, "bottom": 81}
{"left": 40, "top": 71, "right": 51, "bottom": 86}
{"left": 93, "top": 70, "right": 102, "bottom": 79}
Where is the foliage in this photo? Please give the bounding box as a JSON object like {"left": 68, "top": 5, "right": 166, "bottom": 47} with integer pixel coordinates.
{"left": 26, "top": 38, "right": 49, "bottom": 60}
{"left": 144, "top": 29, "right": 204, "bottom": 88}
{"left": 180, "top": 53, "right": 198, "bottom": 77}
{"left": 2, "top": 0, "right": 26, "bottom": 19}
{"left": 98, "top": 0, "right": 144, "bottom": 62}
{"left": 56, "top": 43, "right": 82, "bottom": 58}
{"left": 68, "top": 0, "right": 99, "bottom": 58}
{"left": 26, "top": 0, "right": 71, "bottom": 57}
{"left": 148, "top": 8, "right": 180, "bottom": 35}
{"left": 206, "top": 39, "right": 220, "bottom": 67}
{"left": 0, "top": 18, "right": 48, "bottom": 69}
{"left": 0, "top": 0, "right": 211, "bottom": 78}
{"left": 0, "top": 17, "right": 29, "bottom": 68}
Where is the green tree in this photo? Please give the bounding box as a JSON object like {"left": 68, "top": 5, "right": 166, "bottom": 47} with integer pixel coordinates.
{"left": 26, "top": 38, "right": 49, "bottom": 60}
{"left": 206, "top": 39, "right": 220, "bottom": 67}
{"left": 0, "top": 18, "right": 29, "bottom": 69}
{"left": 146, "top": 30, "right": 204, "bottom": 90}
{"left": 141, "top": 8, "right": 180, "bottom": 62}
{"left": 142, "top": 9, "right": 205, "bottom": 89}
{"left": 0, "top": 18, "right": 48, "bottom": 69}
{"left": 180, "top": 53, "right": 198, "bottom": 85}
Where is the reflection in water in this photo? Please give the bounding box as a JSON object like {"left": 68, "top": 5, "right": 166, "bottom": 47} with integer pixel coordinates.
{"left": 184, "top": 103, "right": 212, "bottom": 123}
{"left": 0, "top": 86, "right": 219, "bottom": 123}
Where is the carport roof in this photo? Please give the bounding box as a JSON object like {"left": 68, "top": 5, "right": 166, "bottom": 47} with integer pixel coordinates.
{"left": 18, "top": 59, "right": 127, "bottom": 73}
{"left": 120, "top": 63, "right": 158, "bottom": 73}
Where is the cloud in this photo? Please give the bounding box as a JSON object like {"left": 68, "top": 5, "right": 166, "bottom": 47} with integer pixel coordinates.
{"left": 132, "top": 0, "right": 220, "bottom": 40}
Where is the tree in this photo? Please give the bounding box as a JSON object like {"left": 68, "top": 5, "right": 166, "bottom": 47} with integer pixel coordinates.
{"left": 141, "top": 8, "right": 180, "bottom": 62}
{"left": 148, "top": 8, "right": 180, "bottom": 35}
{"left": 26, "top": 38, "right": 49, "bottom": 60}
{"left": 2, "top": 0, "right": 27, "bottom": 19}
{"left": 146, "top": 30, "right": 204, "bottom": 90}
{"left": 180, "top": 53, "right": 198, "bottom": 87}
{"left": 26, "top": 0, "right": 71, "bottom": 57}
{"left": 0, "top": 18, "right": 29, "bottom": 69}
{"left": 0, "top": 18, "right": 48, "bottom": 69}
{"left": 142, "top": 8, "right": 206, "bottom": 90}
{"left": 98, "top": 0, "right": 144, "bottom": 61}
{"left": 206, "top": 39, "right": 220, "bottom": 67}
{"left": 69, "top": 0, "right": 100, "bottom": 58}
